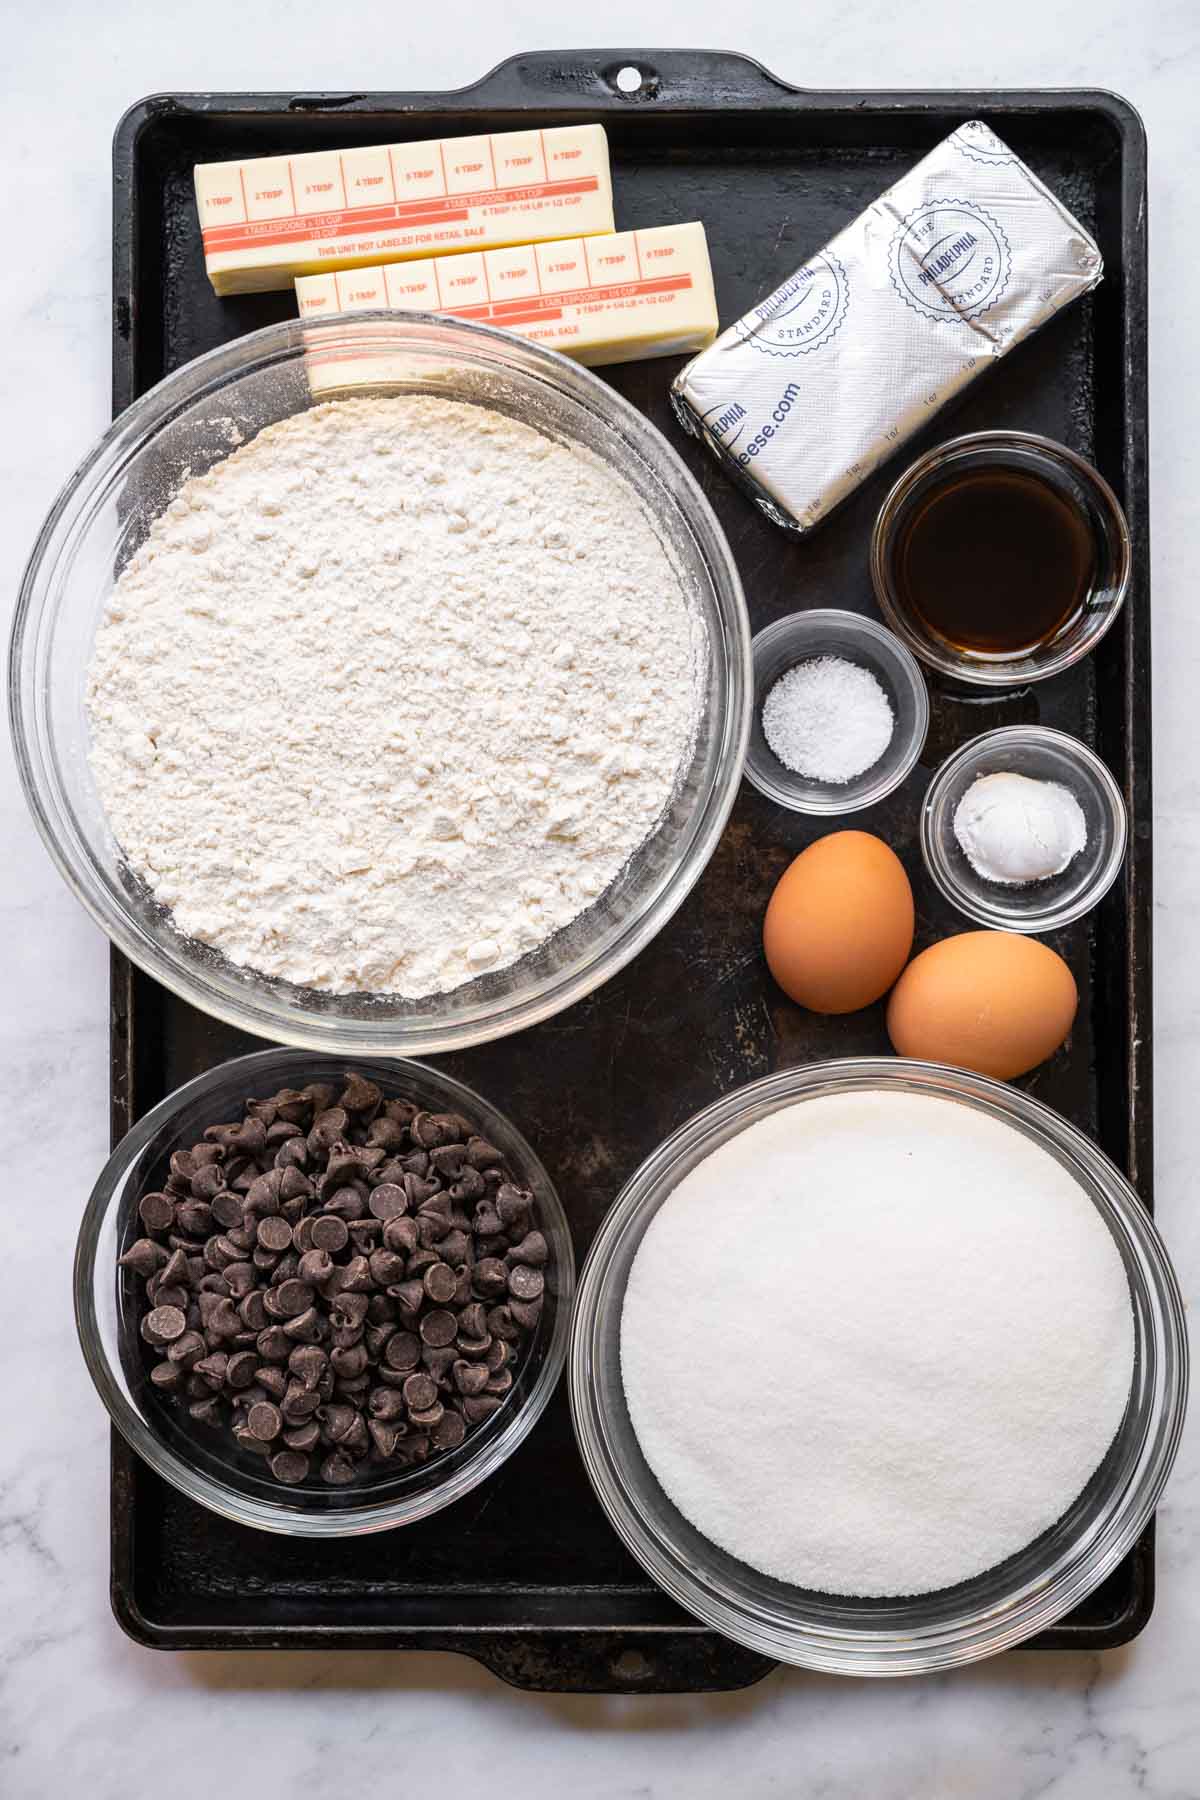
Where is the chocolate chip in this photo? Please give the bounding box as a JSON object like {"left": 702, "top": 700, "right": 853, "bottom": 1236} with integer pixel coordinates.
{"left": 368, "top": 1387, "right": 407, "bottom": 1424}
{"left": 255, "top": 1366, "right": 289, "bottom": 1402}
{"left": 453, "top": 1360, "right": 491, "bottom": 1396}
{"left": 487, "top": 1304, "right": 519, "bottom": 1342}
{"left": 141, "top": 1304, "right": 187, "bottom": 1346}
{"left": 238, "top": 1290, "right": 268, "bottom": 1332}
{"left": 430, "top": 1410, "right": 467, "bottom": 1451}
{"left": 320, "top": 1451, "right": 356, "bottom": 1486}
{"left": 282, "top": 1306, "right": 324, "bottom": 1343}
{"left": 269, "top": 1450, "right": 309, "bottom": 1484}
{"left": 281, "top": 1381, "right": 321, "bottom": 1423}
{"left": 458, "top": 1303, "right": 489, "bottom": 1341}
{"left": 226, "top": 1349, "right": 259, "bottom": 1389}
{"left": 119, "top": 1238, "right": 169, "bottom": 1279}
{"left": 462, "top": 1395, "right": 503, "bottom": 1425}
{"left": 422, "top": 1263, "right": 458, "bottom": 1305}
{"left": 369, "top": 1248, "right": 406, "bottom": 1288}
{"left": 257, "top": 1324, "right": 291, "bottom": 1362}
{"left": 421, "top": 1343, "right": 457, "bottom": 1383}
{"left": 506, "top": 1231, "right": 548, "bottom": 1268}
{"left": 382, "top": 1331, "right": 421, "bottom": 1373}
{"left": 408, "top": 1401, "right": 444, "bottom": 1430}
{"left": 288, "top": 1343, "right": 328, "bottom": 1390}
{"left": 193, "top": 1352, "right": 228, "bottom": 1389}
{"left": 402, "top": 1372, "right": 438, "bottom": 1413}
{"left": 496, "top": 1183, "right": 533, "bottom": 1226}
{"left": 204, "top": 1296, "right": 242, "bottom": 1340}
{"left": 167, "top": 1329, "right": 207, "bottom": 1368}
{"left": 207, "top": 1191, "right": 242, "bottom": 1231}
{"left": 330, "top": 1291, "right": 369, "bottom": 1330}
{"left": 246, "top": 1401, "right": 283, "bottom": 1441}
{"left": 466, "top": 1137, "right": 504, "bottom": 1171}
{"left": 223, "top": 1261, "right": 256, "bottom": 1299}
{"left": 472, "top": 1258, "right": 508, "bottom": 1298}
{"left": 367, "top": 1181, "right": 409, "bottom": 1222}
{"left": 257, "top": 1215, "right": 293, "bottom": 1253}
{"left": 278, "top": 1165, "right": 313, "bottom": 1203}
{"left": 419, "top": 1309, "right": 457, "bottom": 1348}
{"left": 367, "top": 1419, "right": 402, "bottom": 1458}
{"left": 507, "top": 1265, "right": 544, "bottom": 1302}
{"left": 381, "top": 1215, "right": 419, "bottom": 1256}
{"left": 309, "top": 1209, "right": 347, "bottom": 1252}
{"left": 331, "top": 1342, "right": 368, "bottom": 1380}
{"left": 138, "top": 1192, "right": 175, "bottom": 1233}
{"left": 339, "top": 1072, "right": 382, "bottom": 1115}
{"left": 272, "top": 1279, "right": 315, "bottom": 1317}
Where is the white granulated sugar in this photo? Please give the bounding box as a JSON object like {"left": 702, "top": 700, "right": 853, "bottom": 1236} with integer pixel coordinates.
{"left": 620, "top": 1091, "right": 1134, "bottom": 1597}
{"left": 761, "top": 655, "right": 893, "bottom": 784}
{"left": 86, "top": 396, "right": 702, "bottom": 995}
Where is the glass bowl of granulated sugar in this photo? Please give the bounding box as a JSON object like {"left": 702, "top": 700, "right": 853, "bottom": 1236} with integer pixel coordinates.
{"left": 569, "top": 1059, "right": 1188, "bottom": 1676}
{"left": 12, "top": 313, "right": 750, "bottom": 1054}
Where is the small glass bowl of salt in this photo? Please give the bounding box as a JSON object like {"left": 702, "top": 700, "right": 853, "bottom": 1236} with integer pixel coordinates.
{"left": 745, "top": 610, "right": 929, "bottom": 814}
{"left": 921, "top": 724, "right": 1128, "bottom": 933}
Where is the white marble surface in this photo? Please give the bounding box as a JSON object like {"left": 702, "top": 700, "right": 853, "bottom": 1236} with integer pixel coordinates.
{"left": 2, "top": 2, "right": 1197, "bottom": 1793}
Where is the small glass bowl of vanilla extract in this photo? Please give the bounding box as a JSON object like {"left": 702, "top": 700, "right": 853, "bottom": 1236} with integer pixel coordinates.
{"left": 871, "top": 431, "right": 1131, "bottom": 686}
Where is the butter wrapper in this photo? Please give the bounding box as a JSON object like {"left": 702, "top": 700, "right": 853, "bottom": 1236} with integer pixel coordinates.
{"left": 671, "top": 121, "right": 1103, "bottom": 534}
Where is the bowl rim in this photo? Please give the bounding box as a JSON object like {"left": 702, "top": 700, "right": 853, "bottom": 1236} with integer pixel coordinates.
{"left": 10, "top": 309, "right": 751, "bottom": 1056}
{"left": 870, "top": 429, "right": 1132, "bottom": 687}
{"left": 75, "top": 1046, "right": 576, "bottom": 1536}
{"left": 744, "top": 608, "right": 930, "bottom": 815}
{"left": 920, "top": 724, "right": 1130, "bottom": 931}
{"left": 568, "top": 1056, "right": 1188, "bottom": 1675}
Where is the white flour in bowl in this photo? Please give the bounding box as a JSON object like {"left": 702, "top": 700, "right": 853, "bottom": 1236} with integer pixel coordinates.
{"left": 620, "top": 1090, "right": 1134, "bottom": 1597}
{"left": 86, "top": 395, "right": 702, "bottom": 995}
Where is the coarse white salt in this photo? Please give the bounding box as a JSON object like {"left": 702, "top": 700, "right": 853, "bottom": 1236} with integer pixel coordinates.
{"left": 620, "top": 1090, "right": 1134, "bottom": 1597}
{"left": 761, "top": 655, "right": 893, "bottom": 784}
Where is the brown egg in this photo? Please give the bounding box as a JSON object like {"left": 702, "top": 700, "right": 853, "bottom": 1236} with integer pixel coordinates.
{"left": 886, "top": 930, "right": 1077, "bottom": 1079}
{"left": 763, "top": 831, "right": 915, "bottom": 1014}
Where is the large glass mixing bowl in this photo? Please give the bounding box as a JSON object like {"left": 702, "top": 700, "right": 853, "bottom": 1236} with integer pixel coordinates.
{"left": 569, "top": 1059, "right": 1188, "bottom": 1676}
{"left": 10, "top": 313, "right": 750, "bottom": 1054}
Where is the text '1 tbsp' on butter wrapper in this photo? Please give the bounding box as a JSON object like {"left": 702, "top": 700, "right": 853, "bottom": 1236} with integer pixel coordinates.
{"left": 671, "top": 121, "right": 1103, "bottom": 535}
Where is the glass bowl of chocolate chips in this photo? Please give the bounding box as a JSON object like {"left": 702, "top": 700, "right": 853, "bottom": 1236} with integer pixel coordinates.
{"left": 75, "top": 1048, "right": 573, "bottom": 1534}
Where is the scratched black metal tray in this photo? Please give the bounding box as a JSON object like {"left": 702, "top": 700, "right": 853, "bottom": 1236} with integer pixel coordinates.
{"left": 108, "top": 50, "right": 1152, "bottom": 1688}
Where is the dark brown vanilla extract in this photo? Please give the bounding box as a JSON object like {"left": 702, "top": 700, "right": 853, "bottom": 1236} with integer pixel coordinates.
{"left": 892, "top": 467, "right": 1095, "bottom": 657}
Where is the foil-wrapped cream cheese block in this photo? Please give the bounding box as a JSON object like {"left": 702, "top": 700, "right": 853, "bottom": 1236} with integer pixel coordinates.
{"left": 671, "top": 121, "right": 1103, "bottom": 534}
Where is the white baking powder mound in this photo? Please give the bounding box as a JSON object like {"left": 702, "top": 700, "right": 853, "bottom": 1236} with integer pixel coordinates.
{"left": 620, "top": 1090, "right": 1135, "bottom": 1597}
{"left": 86, "top": 396, "right": 702, "bottom": 996}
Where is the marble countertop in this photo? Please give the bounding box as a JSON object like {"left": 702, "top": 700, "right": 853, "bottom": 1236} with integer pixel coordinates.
{"left": 2, "top": 3, "right": 1196, "bottom": 1794}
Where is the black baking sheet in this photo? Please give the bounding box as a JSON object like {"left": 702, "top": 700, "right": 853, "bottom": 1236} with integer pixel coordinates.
{"left": 108, "top": 51, "right": 1152, "bottom": 1690}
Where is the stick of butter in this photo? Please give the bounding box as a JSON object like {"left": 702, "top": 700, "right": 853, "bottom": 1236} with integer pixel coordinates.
{"left": 671, "top": 120, "right": 1103, "bottom": 535}
{"left": 195, "top": 125, "right": 615, "bottom": 296}
{"left": 294, "top": 223, "right": 718, "bottom": 383}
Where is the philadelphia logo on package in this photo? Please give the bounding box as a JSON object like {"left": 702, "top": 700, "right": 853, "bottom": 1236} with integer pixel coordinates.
{"left": 949, "top": 120, "right": 1022, "bottom": 168}
{"left": 888, "top": 199, "right": 1012, "bottom": 323}
{"left": 735, "top": 251, "right": 849, "bottom": 358}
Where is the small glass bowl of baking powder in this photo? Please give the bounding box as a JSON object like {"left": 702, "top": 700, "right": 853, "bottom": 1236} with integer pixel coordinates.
{"left": 745, "top": 610, "right": 929, "bottom": 815}
{"left": 922, "top": 725, "right": 1128, "bottom": 933}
